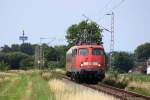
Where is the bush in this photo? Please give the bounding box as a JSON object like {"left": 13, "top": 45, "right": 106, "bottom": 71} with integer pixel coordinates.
{"left": 107, "top": 68, "right": 120, "bottom": 80}
{"left": 0, "top": 61, "right": 10, "bottom": 71}
{"left": 20, "top": 57, "right": 34, "bottom": 70}
{"left": 0, "top": 52, "right": 30, "bottom": 69}
{"left": 47, "top": 61, "right": 59, "bottom": 69}
{"left": 104, "top": 69, "right": 128, "bottom": 89}
{"left": 47, "top": 61, "right": 65, "bottom": 69}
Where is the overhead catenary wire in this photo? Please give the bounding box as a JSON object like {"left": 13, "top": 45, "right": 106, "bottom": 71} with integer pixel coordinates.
{"left": 82, "top": 14, "right": 111, "bottom": 32}
{"left": 98, "top": 0, "right": 113, "bottom": 16}
{"left": 97, "top": 0, "right": 125, "bottom": 22}
{"left": 97, "top": 0, "right": 113, "bottom": 22}
{"left": 112, "top": 0, "right": 125, "bottom": 10}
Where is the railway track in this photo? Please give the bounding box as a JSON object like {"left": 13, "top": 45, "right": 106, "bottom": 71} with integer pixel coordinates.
{"left": 83, "top": 83, "right": 150, "bottom": 100}
{"left": 58, "top": 73, "right": 150, "bottom": 100}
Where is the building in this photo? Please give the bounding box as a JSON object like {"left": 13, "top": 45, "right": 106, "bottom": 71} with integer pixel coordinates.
{"left": 129, "top": 66, "right": 145, "bottom": 74}
{"left": 147, "top": 58, "right": 150, "bottom": 74}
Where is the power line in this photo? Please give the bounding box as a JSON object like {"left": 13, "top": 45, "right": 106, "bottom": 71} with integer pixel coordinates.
{"left": 97, "top": 0, "right": 113, "bottom": 22}
{"left": 82, "top": 14, "right": 111, "bottom": 32}
{"left": 97, "top": 0, "right": 125, "bottom": 22}
{"left": 98, "top": 0, "right": 113, "bottom": 16}
{"left": 112, "top": 0, "right": 125, "bottom": 10}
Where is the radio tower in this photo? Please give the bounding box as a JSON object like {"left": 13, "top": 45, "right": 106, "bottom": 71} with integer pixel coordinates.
{"left": 19, "top": 30, "right": 28, "bottom": 44}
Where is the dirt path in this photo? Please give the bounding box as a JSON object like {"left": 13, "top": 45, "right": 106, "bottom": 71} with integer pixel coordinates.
{"left": 21, "top": 81, "right": 33, "bottom": 100}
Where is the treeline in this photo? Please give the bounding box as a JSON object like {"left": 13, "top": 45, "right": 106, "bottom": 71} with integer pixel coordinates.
{"left": 0, "top": 43, "right": 68, "bottom": 70}
{"left": 0, "top": 42, "right": 150, "bottom": 73}
{"left": 107, "top": 43, "right": 150, "bottom": 73}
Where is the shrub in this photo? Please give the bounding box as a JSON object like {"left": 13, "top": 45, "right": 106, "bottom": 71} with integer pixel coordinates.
{"left": 0, "top": 61, "right": 10, "bottom": 71}
{"left": 47, "top": 61, "right": 59, "bottom": 69}
{"left": 20, "top": 57, "right": 34, "bottom": 69}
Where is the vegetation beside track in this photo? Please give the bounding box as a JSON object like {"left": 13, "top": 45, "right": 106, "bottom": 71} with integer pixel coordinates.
{"left": 103, "top": 71, "right": 150, "bottom": 96}
{"left": 48, "top": 78, "right": 118, "bottom": 100}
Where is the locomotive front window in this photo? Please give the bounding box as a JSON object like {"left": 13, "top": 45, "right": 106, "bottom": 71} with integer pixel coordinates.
{"left": 79, "top": 48, "right": 88, "bottom": 56}
{"left": 92, "top": 48, "right": 104, "bottom": 55}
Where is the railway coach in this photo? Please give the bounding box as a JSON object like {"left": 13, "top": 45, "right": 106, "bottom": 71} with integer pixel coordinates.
{"left": 66, "top": 44, "right": 106, "bottom": 83}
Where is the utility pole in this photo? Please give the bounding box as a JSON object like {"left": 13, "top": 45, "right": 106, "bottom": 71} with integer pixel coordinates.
{"left": 106, "top": 12, "right": 115, "bottom": 68}
{"left": 110, "top": 12, "right": 114, "bottom": 54}
{"left": 34, "top": 37, "right": 56, "bottom": 70}
{"left": 34, "top": 45, "right": 40, "bottom": 69}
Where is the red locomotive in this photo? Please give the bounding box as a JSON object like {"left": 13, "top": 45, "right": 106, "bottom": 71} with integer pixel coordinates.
{"left": 66, "top": 44, "right": 106, "bottom": 83}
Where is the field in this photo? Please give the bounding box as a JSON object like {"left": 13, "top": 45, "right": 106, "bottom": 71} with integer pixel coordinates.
{"left": 0, "top": 70, "right": 55, "bottom": 100}
{"left": 0, "top": 70, "right": 118, "bottom": 100}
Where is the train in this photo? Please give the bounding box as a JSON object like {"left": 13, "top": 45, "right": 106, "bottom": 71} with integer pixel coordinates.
{"left": 66, "top": 44, "right": 106, "bottom": 83}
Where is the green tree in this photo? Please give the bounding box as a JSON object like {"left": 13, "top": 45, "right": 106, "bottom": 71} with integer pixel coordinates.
{"left": 66, "top": 20, "right": 103, "bottom": 47}
{"left": 112, "top": 52, "right": 134, "bottom": 73}
{"left": 54, "top": 45, "right": 67, "bottom": 67}
{"left": 1, "top": 45, "right": 12, "bottom": 52}
{"left": 45, "top": 47, "right": 59, "bottom": 61}
{"left": 8, "top": 52, "right": 30, "bottom": 69}
{"left": 0, "top": 52, "right": 9, "bottom": 63}
{"left": 134, "top": 42, "right": 150, "bottom": 62}
{"left": 11, "top": 44, "right": 20, "bottom": 52}
{"left": 0, "top": 52, "right": 30, "bottom": 69}
{"left": 20, "top": 43, "right": 34, "bottom": 55}
{"left": 20, "top": 57, "right": 34, "bottom": 69}
{"left": 43, "top": 45, "right": 67, "bottom": 68}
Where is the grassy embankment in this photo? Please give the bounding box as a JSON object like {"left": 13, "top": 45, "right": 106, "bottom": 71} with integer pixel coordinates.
{"left": 123, "top": 74, "right": 150, "bottom": 96}
{"left": 103, "top": 72, "right": 150, "bottom": 96}
{"left": 48, "top": 78, "right": 119, "bottom": 100}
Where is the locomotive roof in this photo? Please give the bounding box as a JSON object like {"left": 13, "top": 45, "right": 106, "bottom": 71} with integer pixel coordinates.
{"left": 72, "top": 44, "right": 104, "bottom": 49}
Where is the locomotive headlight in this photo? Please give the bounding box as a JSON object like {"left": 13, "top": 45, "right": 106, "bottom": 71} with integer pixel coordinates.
{"left": 98, "top": 63, "right": 101, "bottom": 67}
{"left": 80, "top": 63, "right": 84, "bottom": 67}
{"left": 80, "top": 62, "right": 84, "bottom": 67}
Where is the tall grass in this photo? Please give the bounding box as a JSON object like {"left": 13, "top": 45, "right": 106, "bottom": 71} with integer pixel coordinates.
{"left": 30, "top": 73, "right": 55, "bottom": 100}
{"left": 0, "top": 80, "right": 11, "bottom": 93}
{"left": 49, "top": 79, "right": 119, "bottom": 100}
{"left": 0, "top": 70, "right": 55, "bottom": 100}
{"left": 126, "top": 81, "right": 150, "bottom": 96}
{"left": 0, "top": 75, "right": 28, "bottom": 100}
{"left": 105, "top": 72, "right": 150, "bottom": 96}
{"left": 122, "top": 73, "right": 150, "bottom": 82}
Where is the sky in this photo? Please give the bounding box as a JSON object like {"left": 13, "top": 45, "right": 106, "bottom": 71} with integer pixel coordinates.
{"left": 0, "top": 0, "right": 150, "bottom": 52}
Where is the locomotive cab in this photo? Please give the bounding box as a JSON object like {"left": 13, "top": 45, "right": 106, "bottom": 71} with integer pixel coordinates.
{"left": 66, "top": 45, "right": 106, "bottom": 82}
